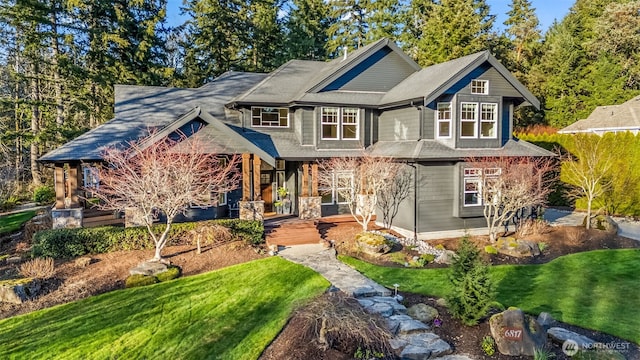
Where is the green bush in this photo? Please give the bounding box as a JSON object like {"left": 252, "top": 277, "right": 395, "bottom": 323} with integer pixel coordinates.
{"left": 125, "top": 274, "right": 158, "bottom": 288}
{"left": 0, "top": 196, "right": 19, "bottom": 211}
{"left": 446, "top": 236, "right": 495, "bottom": 326}
{"left": 481, "top": 336, "right": 496, "bottom": 356}
{"left": 32, "top": 219, "right": 264, "bottom": 258}
{"left": 484, "top": 245, "right": 498, "bottom": 254}
{"left": 156, "top": 266, "right": 181, "bottom": 282}
{"left": 33, "top": 185, "right": 55, "bottom": 205}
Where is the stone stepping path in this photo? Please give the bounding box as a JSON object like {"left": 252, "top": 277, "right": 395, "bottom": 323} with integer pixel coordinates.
{"left": 278, "top": 244, "right": 476, "bottom": 360}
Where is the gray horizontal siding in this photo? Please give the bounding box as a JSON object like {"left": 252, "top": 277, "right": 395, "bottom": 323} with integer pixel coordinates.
{"left": 456, "top": 66, "right": 522, "bottom": 98}
{"left": 340, "top": 51, "right": 417, "bottom": 92}
{"left": 301, "top": 108, "right": 315, "bottom": 145}
{"left": 378, "top": 107, "right": 420, "bottom": 141}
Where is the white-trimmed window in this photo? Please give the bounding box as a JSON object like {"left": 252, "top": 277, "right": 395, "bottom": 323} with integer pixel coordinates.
{"left": 83, "top": 166, "right": 100, "bottom": 189}
{"left": 480, "top": 103, "right": 497, "bottom": 138}
{"left": 321, "top": 107, "right": 359, "bottom": 140}
{"left": 463, "top": 167, "right": 501, "bottom": 206}
{"left": 321, "top": 170, "right": 354, "bottom": 205}
{"left": 471, "top": 79, "right": 489, "bottom": 95}
{"left": 252, "top": 107, "right": 288, "bottom": 127}
{"left": 436, "top": 102, "right": 452, "bottom": 138}
{"left": 460, "top": 102, "right": 478, "bottom": 138}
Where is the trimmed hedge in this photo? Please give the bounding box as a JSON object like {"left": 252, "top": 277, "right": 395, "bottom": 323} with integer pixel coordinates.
{"left": 32, "top": 219, "right": 264, "bottom": 259}
{"left": 518, "top": 132, "right": 640, "bottom": 216}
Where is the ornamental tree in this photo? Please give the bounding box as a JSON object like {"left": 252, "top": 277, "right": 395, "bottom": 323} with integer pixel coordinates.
{"left": 89, "top": 130, "right": 241, "bottom": 261}
{"left": 465, "top": 155, "right": 556, "bottom": 242}
{"left": 317, "top": 155, "right": 402, "bottom": 231}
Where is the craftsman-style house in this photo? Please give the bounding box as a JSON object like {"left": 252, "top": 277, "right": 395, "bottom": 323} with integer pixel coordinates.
{"left": 40, "top": 38, "right": 551, "bottom": 238}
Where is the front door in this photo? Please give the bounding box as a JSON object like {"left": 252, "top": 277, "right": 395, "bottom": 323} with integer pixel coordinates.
{"left": 260, "top": 173, "right": 273, "bottom": 212}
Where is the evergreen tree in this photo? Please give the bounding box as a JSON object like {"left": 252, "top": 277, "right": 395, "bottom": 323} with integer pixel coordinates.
{"left": 446, "top": 236, "right": 495, "bottom": 326}
{"left": 284, "top": 0, "right": 333, "bottom": 60}
{"left": 327, "top": 0, "right": 369, "bottom": 55}
{"left": 406, "top": 0, "right": 495, "bottom": 66}
{"left": 365, "top": 0, "right": 401, "bottom": 42}
{"left": 244, "top": 0, "right": 286, "bottom": 72}
{"left": 503, "top": 0, "right": 541, "bottom": 76}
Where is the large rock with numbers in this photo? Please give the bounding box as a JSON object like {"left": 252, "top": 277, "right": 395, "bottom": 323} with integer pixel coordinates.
{"left": 489, "top": 308, "right": 547, "bottom": 356}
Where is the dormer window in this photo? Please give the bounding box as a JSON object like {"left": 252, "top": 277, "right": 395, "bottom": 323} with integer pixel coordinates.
{"left": 321, "top": 107, "right": 359, "bottom": 140}
{"left": 471, "top": 79, "right": 488, "bottom": 95}
{"left": 252, "top": 107, "right": 289, "bottom": 127}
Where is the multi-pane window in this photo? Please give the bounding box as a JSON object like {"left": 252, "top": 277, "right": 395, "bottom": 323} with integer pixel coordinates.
{"left": 251, "top": 107, "right": 288, "bottom": 127}
{"left": 321, "top": 170, "right": 354, "bottom": 205}
{"left": 460, "top": 103, "right": 478, "bottom": 138}
{"left": 463, "top": 168, "right": 501, "bottom": 206}
{"left": 436, "top": 102, "right": 452, "bottom": 138}
{"left": 480, "top": 103, "right": 497, "bottom": 138}
{"left": 459, "top": 102, "right": 498, "bottom": 139}
{"left": 471, "top": 79, "right": 489, "bottom": 95}
{"left": 321, "top": 107, "right": 359, "bottom": 140}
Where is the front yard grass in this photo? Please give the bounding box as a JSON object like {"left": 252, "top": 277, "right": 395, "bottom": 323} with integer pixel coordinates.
{"left": 0, "top": 210, "right": 36, "bottom": 236}
{"left": 341, "top": 249, "right": 640, "bottom": 344}
{"left": 0, "top": 257, "right": 329, "bottom": 359}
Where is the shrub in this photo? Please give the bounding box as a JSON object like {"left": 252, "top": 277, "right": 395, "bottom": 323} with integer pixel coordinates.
{"left": 32, "top": 219, "right": 263, "bottom": 258}
{"left": 1, "top": 196, "right": 19, "bottom": 211}
{"left": 156, "top": 266, "right": 181, "bottom": 282}
{"left": 481, "top": 336, "right": 496, "bottom": 356}
{"left": 484, "top": 245, "right": 498, "bottom": 254}
{"left": 446, "top": 236, "right": 495, "bottom": 326}
{"left": 19, "top": 257, "right": 55, "bottom": 279}
{"left": 538, "top": 242, "right": 548, "bottom": 252}
{"left": 125, "top": 274, "right": 158, "bottom": 288}
{"left": 33, "top": 185, "right": 55, "bottom": 205}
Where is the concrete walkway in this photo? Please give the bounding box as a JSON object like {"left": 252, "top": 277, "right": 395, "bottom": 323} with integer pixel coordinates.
{"left": 544, "top": 208, "right": 640, "bottom": 241}
{"left": 279, "top": 244, "right": 475, "bottom": 360}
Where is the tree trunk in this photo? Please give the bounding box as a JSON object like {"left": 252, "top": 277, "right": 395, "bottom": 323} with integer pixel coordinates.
{"left": 50, "top": 5, "right": 64, "bottom": 128}
{"left": 586, "top": 197, "right": 592, "bottom": 230}
{"left": 30, "top": 62, "right": 41, "bottom": 187}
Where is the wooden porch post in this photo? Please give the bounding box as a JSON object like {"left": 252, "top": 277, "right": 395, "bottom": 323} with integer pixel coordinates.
{"left": 242, "top": 153, "right": 251, "bottom": 200}
{"left": 311, "top": 163, "right": 318, "bottom": 197}
{"left": 301, "top": 162, "right": 309, "bottom": 196}
{"left": 54, "top": 164, "right": 65, "bottom": 209}
{"left": 253, "top": 155, "right": 261, "bottom": 200}
{"left": 68, "top": 164, "right": 81, "bottom": 208}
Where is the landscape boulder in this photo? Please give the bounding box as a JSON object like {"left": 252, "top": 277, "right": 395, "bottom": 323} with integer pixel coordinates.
{"left": 0, "top": 278, "right": 40, "bottom": 304}
{"left": 129, "top": 261, "right": 168, "bottom": 276}
{"left": 489, "top": 308, "right": 546, "bottom": 356}
{"left": 495, "top": 237, "right": 540, "bottom": 258}
{"left": 407, "top": 303, "right": 439, "bottom": 323}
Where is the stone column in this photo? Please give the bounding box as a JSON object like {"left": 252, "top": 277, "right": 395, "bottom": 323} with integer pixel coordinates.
{"left": 239, "top": 200, "right": 265, "bottom": 221}
{"left": 52, "top": 208, "right": 83, "bottom": 229}
{"left": 298, "top": 196, "right": 321, "bottom": 220}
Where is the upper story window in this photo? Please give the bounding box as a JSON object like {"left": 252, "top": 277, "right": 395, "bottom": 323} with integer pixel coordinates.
{"left": 252, "top": 107, "right": 288, "bottom": 127}
{"left": 460, "top": 102, "right": 498, "bottom": 139}
{"left": 436, "top": 102, "right": 452, "bottom": 138}
{"left": 321, "top": 107, "right": 359, "bottom": 140}
{"left": 471, "top": 79, "right": 489, "bottom": 95}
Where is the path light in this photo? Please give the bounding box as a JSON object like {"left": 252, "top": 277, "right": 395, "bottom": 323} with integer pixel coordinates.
{"left": 393, "top": 283, "right": 399, "bottom": 297}
{"left": 393, "top": 283, "right": 403, "bottom": 302}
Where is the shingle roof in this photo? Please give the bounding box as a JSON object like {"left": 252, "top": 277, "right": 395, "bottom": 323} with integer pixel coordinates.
{"left": 39, "top": 71, "right": 268, "bottom": 162}
{"left": 368, "top": 138, "right": 554, "bottom": 160}
{"left": 559, "top": 95, "right": 640, "bottom": 133}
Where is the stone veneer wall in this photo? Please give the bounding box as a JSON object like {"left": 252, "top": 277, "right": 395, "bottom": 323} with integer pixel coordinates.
{"left": 52, "top": 208, "right": 83, "bottom": 229}
{"left": 239, "top": 201, "right": 265, "bottom": 221}
{"left": 298, "top": 196, "right": 321, "bottom": 220}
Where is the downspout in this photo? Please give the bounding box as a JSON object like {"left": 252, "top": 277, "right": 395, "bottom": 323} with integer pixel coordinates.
{"left": 407, "top": 162, "right": 418, "bottom": 241}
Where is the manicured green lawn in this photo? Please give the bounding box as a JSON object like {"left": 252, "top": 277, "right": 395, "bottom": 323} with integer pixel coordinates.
{"left": 0, "top": 257, "right": 329, "bottom": 359}
{"left": 341, "top": 249, "right": 640, "bottom": 344}
{"left": 0, "top": 210, "right": 36, "bottom": 236}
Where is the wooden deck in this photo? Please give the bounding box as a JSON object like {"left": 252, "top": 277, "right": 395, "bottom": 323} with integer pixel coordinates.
{"left": 264, "top": 214, "right": 372, "bottom": 247}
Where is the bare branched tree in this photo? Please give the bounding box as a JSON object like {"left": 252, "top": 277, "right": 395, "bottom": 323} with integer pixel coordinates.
{"left": 561, "top": 135, "right": 615, "bottom": 229}
{"left": 89, "top": 131, "right": 241, "bottom": 261}
{"left": 466, "top": 156, "right": 556, "bottom": 242}
{"left": 377, "top": 165, "right": 412, "bottom": 229}
{"left": 318, "top": 155, "right": 402, "bottom": 231}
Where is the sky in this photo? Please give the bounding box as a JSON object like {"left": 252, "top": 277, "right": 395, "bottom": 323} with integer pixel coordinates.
{"left": 165, "top": 0, "right": 574, "bottom": 34}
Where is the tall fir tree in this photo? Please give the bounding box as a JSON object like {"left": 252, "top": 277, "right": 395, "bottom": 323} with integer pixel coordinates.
{"left": 326, "top": 0, "right": 369, "bottom": 55}
{"left": 284, "top": 0, "right": 333, "bottom": 61}
{"left": 243, "top": 0, "right": 286, "bottom": 72}
{"left": 405, "top": 0, "right": 495, "bottom": 66}
{"left": 503, "top": 0, "right": 541, "bottom": 76}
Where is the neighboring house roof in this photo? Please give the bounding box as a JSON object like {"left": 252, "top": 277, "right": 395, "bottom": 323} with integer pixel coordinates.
{"left": 39, "top": 71, "right": 268, "bottom": 163}
{"left": 559, "top": 95, "right": 640, "bottom": 134}
{"left": 368, "top": 138, "right": 554, "bottom": 161}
